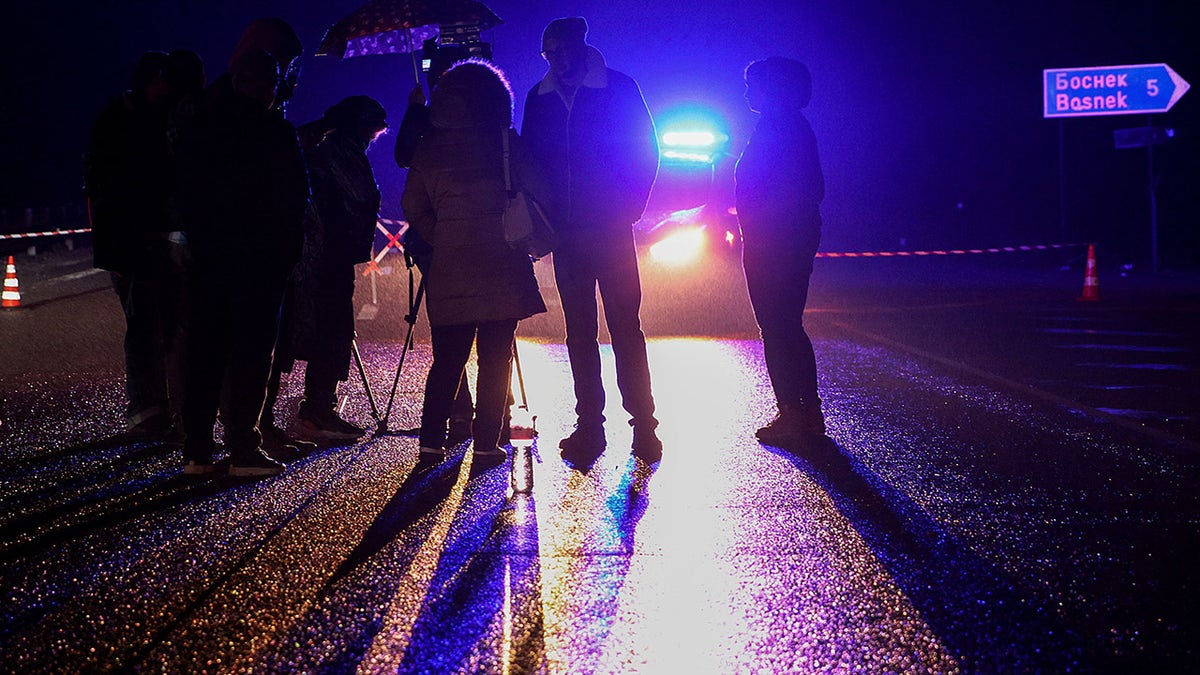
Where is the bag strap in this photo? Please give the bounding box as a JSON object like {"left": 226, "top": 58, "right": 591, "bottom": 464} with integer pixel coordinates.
{"left": 501, "top": 128, "right": 515, "bottom": 196}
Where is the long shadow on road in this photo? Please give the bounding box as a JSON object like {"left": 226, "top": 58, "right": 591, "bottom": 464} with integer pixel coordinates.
{"left": 764, "top": 436, "right": 1089, "bottom": 673}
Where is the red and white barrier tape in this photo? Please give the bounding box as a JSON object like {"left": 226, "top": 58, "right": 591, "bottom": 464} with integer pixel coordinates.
{"left": 0, "top": 227, "right": 92, "bottom": 241}
{"left": 815, "top": 243, "right": 1084, "bottom": 258}
{"left": 0, "top": 221, "right": 1085, "bottom": 264}
{"left": 363, "top": 218, "right": 409, "bottom": 276}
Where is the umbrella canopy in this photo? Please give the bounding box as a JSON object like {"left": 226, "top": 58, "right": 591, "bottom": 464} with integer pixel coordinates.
{"left": 317, "top": 0, "right": 503, "bottom": 59}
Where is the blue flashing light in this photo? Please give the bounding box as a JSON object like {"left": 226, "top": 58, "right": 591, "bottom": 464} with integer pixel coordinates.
{"left": 656, "top": 105, "right": 728, "bottom": 165}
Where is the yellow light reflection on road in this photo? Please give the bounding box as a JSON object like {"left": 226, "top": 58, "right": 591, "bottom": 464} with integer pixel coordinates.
{"left": 356, "top": 453, "right": 475, "bottom": 673}
{"left": 649, "top": 226, "right": 706, "bottom": 266}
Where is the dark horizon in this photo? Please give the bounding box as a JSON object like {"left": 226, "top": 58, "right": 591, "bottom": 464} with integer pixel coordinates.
{"left": 1, "top": 0, "right": 1196, "bottom": 266}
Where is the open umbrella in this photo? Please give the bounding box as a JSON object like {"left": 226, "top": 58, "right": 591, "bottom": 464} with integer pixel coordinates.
{"left": 316, "top": 0, "right": 503, "bottom": 81}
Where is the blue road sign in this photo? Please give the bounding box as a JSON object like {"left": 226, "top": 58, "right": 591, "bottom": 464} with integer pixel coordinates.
{"left": 1043, "top": 63, "right": 1190, "bottom": 118}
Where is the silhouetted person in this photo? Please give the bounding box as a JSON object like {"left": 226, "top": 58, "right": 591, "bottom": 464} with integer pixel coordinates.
{"left": 228, "top": 17, "right": 303, "bottom": 117}
{"left": 159, "top": 48, "right": 207, "bottom": 438}
{"left": 520, "top": 17, "right": 661, "bottom": 462}
{"left": 393, "top": 43, "right": 469, "bottom": 169}
{"left": 394, "top": 42, "right": 476, "bottom": 445}
{"left": 736, "top": 57, "right": 827, "bottom": 444}
{"left": 86, "top": 51, "right": 183, "bottom": 443}
{"left": 402, "top": 60, "right": 549, "bottom": 463}
{"left": 267, "top": 96, "right": 388, "bottom": 446}
{"left": 175, "top": 41, "right": 309, "bottom": 477}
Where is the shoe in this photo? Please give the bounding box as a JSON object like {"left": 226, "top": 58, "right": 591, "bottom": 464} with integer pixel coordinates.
{"left": 162, "top": 424, "right": 186, "bottom": 448}
{"left": 183, "top": 458, "right": 217, "bottom": 475}
{"left": 472, "top": 444, "right": 508, "bottom": 464}
{"left": 755, "top": 405, "right": 826, "bottom": 445}
{"left": 293, "top": 409, "right": 365, "bottom": 443}
{"left": 129, "top": 412, "right": 182, "bottom": 445}
{"left": 559, "top": 425, "right": 605, "bottom": 454}
{"left": 228, "top": 449, "right": 286, "bottom": 477}
{"left": 560, "top": 425, "right": 605, "bottom": 468}
{"left": 262, "top": 423, "right": 317, "bottom": 455}
{"left": 631, "top": 426, "right": 663, "bottom": 463}
{"left": 128, "top": 412, "right": 173, "bottom": 438}
{"left": 182, "top": 442, "right": 216, "bottom": 475}
{"left": 264, "top": 442, "right": 304, "bottom": 462}
{"left": 419, "top": 445, "right": 446, "bottom": 461}
{"left": 474, "top": 444, "right": 507, "bottom": 458}
{"left": 445, "top": 416, "right": 472, "bottom": 447}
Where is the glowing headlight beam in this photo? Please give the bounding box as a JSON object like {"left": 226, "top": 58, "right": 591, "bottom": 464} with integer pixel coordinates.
{"left": 661, "top": 149, "right": 716, "bottom": 163}
{"left": 662, "top": 130, "right": 717, "bottom": 147}
{"left": 649, "top": 226, "right": 706, "bottom": 266}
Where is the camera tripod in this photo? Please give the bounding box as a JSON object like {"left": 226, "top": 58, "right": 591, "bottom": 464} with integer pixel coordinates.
{"left": 357, "top": 256, "right": 532, "bottom": 436}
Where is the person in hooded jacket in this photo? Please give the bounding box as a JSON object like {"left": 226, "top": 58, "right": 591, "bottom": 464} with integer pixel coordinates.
{"left": 520, "top": 17, "right": 662, "bottom": 463}
{"left": 736, "top": 57, "right": 827, "bottom": 446}
{"left": 401, "top": 59, "right": 550, "bottom": 463}
{"left": 393, "top": 43, "right": 476, "bottom": 446}
{"left": 273, "top": 96, "right": 388, "bottom": 445}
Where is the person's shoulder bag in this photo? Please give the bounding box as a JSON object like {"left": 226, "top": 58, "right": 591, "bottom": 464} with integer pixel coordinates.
{"left": 502, "top": 129, "right": 555, "bottom": 260}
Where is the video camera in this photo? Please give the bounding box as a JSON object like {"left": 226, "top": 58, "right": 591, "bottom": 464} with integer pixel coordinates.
{"left": 420, "top": 22, "right": 493, "bottom": 74}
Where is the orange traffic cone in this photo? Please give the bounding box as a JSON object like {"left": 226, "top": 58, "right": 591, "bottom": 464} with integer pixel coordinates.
{"left": 1077, "top": 244, "right": 1099, "bottom": 302}
{"left": 2, "top": 255, "right": 22, "bottom": 309}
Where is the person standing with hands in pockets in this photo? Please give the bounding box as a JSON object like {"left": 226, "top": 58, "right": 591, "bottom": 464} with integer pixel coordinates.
{"left": 520, "top": 17, "right": 662, "bottom": 464}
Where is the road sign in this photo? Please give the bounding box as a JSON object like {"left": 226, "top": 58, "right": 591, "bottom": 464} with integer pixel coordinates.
{"left": 1043, "top": 63, "right": 1190, "bottom": 118}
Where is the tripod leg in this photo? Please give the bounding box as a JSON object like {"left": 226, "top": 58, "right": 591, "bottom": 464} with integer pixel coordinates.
{"left": 351, "top": 333, "right": 382, "bottom": 424}
{"left": 512, "top": 338, "right": 528, "bottom": 409}
{"left": 382, "top": 278, "right": 426, "bottom": 431}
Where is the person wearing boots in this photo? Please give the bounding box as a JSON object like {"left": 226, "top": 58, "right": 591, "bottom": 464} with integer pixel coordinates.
{"left": 736, "top": 57, "right": 827, "bottom": 446}
{"left": 401, "top": 59, "right": 549, "bottom": 464}
{"left": 520, "top": 17, "right": 663, "bottom": 464}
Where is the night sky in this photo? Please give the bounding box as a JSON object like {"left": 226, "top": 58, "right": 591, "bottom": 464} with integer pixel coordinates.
{"left": 2, "top": 1, "right": 1196, "bottom": 266}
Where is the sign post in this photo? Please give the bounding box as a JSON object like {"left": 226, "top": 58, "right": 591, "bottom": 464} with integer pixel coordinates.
{"left": 1044, "top": 63, "right": 1190, "bottom": 276}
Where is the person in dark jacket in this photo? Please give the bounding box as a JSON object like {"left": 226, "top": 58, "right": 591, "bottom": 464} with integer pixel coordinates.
{"left": 401, "top": 59, "right": 549, "bottom": 462}
{"left": 520, "top": 17, "right": 662, "bottom": 462}
{"left": 86, "top": 51, "right": 181, "bottom": 441}
{"left": 279, "top": 96, "right": 388, "bottom": 444}
{"left": 175, "top": 45, "right": 309, "bottom": 477}
{"left": 736, "top": 57, "right": 827, "bottom": 445}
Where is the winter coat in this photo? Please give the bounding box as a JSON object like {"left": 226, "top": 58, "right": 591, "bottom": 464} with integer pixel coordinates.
{"left": 520, "top": 46, "right": 658, "bottom": 235}
{"left": 288, "top": 129, "right": 380, "bottom": 369}
{"left": 174, "top": 75, "right": 309, "bottom": 277}
{"left": 735, "top": 109, "right": 824, "bottom": 257}
{"left": 401, "top": 110, "right": 548, "bottom": 327}
{"left": 86, "top": 92, "right": 173, "bottom": 275}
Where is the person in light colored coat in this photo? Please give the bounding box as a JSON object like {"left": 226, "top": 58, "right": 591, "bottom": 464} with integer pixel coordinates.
{"left": 401, "top": 59, "right": 550, "bottom": 460}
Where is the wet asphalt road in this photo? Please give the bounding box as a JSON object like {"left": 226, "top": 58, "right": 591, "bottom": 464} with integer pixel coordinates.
{"left": 1, "top": 245, "right": 1199, "bottom": 672}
